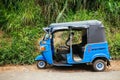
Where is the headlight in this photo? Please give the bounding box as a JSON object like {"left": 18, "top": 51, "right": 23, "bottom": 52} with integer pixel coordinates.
{"left": 40, "top": 46, "right": 46, "bottom": 51}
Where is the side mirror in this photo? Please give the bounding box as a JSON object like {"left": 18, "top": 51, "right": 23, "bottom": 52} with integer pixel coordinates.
{"left": 44, "top": 34, "right": 50, "bottom": 40}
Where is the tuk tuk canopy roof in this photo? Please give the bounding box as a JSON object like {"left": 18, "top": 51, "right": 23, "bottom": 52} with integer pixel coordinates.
{"left": 44, "top": 20, "right": 104, "bottom": 33}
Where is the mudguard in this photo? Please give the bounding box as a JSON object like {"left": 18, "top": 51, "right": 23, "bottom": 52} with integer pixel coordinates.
{"left": 91, "top": 54, "right": 108, "bottom": 62}
{"left": 35, "top": 55, "right": 46, "bottom": 61}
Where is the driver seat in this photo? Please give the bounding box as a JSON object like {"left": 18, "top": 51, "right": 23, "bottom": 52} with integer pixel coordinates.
{"left": 57, "top": 46, "right": 70, "bottom": 54}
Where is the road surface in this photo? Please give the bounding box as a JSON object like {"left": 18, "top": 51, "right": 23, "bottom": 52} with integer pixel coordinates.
{"left": 0, "top": 60, "right": 120, "bottom": 80}
{"left": 0, "top": 69, "right": 120, "bottom": 80}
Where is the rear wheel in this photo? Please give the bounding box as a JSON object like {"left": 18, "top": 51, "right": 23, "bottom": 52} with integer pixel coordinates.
{"left": 37, "top": 60, "right": 47, "bottom": 69}
{"left": 93, "top": 59, "right": 106, "bottom": 72}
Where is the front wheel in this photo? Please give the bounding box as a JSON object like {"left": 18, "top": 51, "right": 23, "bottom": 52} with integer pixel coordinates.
{"left": 37, "top": 60, "right": 47, "bottom": 69}
{"left": 93, "top": 59, "right": 106, "bottom": 72}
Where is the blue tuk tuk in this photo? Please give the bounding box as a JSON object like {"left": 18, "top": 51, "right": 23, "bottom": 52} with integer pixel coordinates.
{"left": 35, "top": 20, "right": 111, "bottom": 71}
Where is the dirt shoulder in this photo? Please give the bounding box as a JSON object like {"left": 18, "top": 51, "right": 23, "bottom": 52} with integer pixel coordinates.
{"left": 0, "top": 60, "right": 120, "bottom": 72}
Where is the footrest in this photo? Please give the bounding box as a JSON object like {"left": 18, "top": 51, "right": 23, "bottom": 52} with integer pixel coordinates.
{"left": 73, "top": 54, "right": 82, "bottom": 62}
{"left": 53, "top": 64, "right": 72, "bottom": 66}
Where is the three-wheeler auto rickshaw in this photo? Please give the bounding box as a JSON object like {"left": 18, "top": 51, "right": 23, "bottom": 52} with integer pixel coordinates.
{"left": 35, "top": 20, "right": 111, "bottom": 71}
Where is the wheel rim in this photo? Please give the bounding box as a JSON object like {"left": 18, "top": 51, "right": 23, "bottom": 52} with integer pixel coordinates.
{"left": 96, "top": 62, "right": 104, "bottom": 71}
{"left": 38, "top": 61, "right": 46, "bottom": 68}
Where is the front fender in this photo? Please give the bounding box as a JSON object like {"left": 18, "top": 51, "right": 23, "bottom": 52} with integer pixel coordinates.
{"left": 35, "top": 55, "right": 46, "bottom": 61}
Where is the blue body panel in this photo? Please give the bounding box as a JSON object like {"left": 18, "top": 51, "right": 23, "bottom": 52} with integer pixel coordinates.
{"left": 67, "top": 42, "right": 110, "bottom": 64}
{"left": 83, "top": 42, "right": 110, "bottom": 62}
{"left": 35, "top": 39, "right": 53, "bottom": 64}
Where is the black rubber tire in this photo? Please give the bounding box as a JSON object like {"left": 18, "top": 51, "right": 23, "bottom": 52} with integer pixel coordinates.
{"left": 93, "top": 59, "right": 106, "bottom": 72}
{"left": 37, "top": 60, "right": 47, "bottom": 69}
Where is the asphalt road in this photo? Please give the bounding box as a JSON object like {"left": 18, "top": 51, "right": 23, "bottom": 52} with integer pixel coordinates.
{"left": 0, "top": 60, "right": 120, "bottom": 80}
{"left": 0, "top": 70, "right": 120, "bottom": 80}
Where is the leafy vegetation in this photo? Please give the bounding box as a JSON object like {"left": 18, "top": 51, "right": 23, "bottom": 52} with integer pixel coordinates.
{"left": 0, "top": 0, "right": 120, "bottom": 65}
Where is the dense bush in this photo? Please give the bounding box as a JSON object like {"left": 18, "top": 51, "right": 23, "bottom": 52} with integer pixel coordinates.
{"left": 0, "top": 0, "right": 44, "bottom": 65}
{"left": 107, "top": 30, "right": 120, "bottom": 59}
{"left": 0, "top": 0, "right": 120, "bottom": 65}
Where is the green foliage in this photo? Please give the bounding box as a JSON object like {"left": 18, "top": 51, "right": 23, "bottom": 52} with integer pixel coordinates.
{"left": 0, "top": 0, "right": 120, "bottom": 65}
{"left": 0, "top": 28, "right": 40, "bottom": 65}
{"left": 0, "top": 0, "right": 44, "bottom": 65}
{"left": 107, "top": 30, "right": 120, "bottom": 59}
